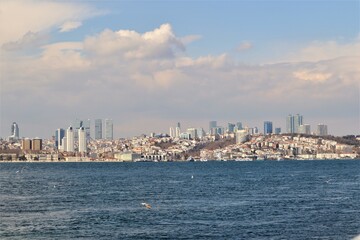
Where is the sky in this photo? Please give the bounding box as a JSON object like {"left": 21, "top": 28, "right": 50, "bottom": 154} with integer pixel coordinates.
{"left": 0, "top": 0, "right": 359, "bottom": 138}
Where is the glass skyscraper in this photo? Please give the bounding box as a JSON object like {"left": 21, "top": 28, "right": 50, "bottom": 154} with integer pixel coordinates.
{"left": 286, "top": 114, "right": 303, "bottom": 133}
{"left": 264, "top": 121, "right": 273, "bottom": 134}
{"left": 55, "top": 128, "right": 65, "bottom": 149}
{"left": 95, "top": 119, "right": 102, "bottom": 140}
{"left": 105, "top": 119, "right": 113, "bottom": 140}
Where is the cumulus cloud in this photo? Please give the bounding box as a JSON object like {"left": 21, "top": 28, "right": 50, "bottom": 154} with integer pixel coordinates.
{"left": 84, "top": 23, "right": 185, "bottom": 59}
{"left": 2, "top": 31, "right": 49, "bottom": 51}
{"left": 59, "top": 21, "right": 82, "bottom": 32}
{"left": 293, "top": 70, "right": 332, "bottom": 82}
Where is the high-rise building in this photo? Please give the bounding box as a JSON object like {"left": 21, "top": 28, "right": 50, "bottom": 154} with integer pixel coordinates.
{"left": 83, "top": 119, "right": 91, "bottom": 141}
{"left": 177, "top": 122, "right": 181, "bottom": 129}
{"left": 32, "top": 138, "right": 42, "bottom": 151}
{"left": 236, "top": 122, "right": 243, "bottom": 131}
{"left": 78, "top": 127, "right": 87, "bottom": 153}
{"left": 175, "top": 127, "right": 181, "bottom": 138}
{"left": 264, "top": 121, "right": 273, "bottom": 134}
{"left": 104, "top": 119, "right": 113, "bottom": 140}
{"left": 275, "top": 127, "right": 281, "bottom": 134}
{"left": 94, "top": 119, "right": 102, "bottom": 140}
{"left": 73, "top": 119, "right": 91, "bottom": 141}
{"left": 169, "top": 127, "right": 174, "bottom": 138}
{"left": 10, "top": 122, "right": 19, "bottom": 139}
{"left": 62, "top": 137, "right": 67, "bottom": 152}
{"left": 187, "top": 128, "right": 198, "bottom": 139}
{"left": 299, "top": 124, "right": 311, "bottom": 135}
{"left": 227, "top": 123, "right": 235, "bottom": 133}
{"left": 317, "top": 124, "right": 328, "bottom": 136}
{"left": 55, "top": 128, "right": 65, "bottom": 149}
{"left": 66, "top": 126, "right": 74, "bottom": 152}
{"left": 22, "top": 138, "right": 32, "bottom": 150}
{"left": 209, "top": 121, "right": 217, "bottom": 134}
{"left": 197, "top": 128, "right": 205, "bottom": 139}
{"left": 286, "top": 114, "right": 303, "bottom": 133}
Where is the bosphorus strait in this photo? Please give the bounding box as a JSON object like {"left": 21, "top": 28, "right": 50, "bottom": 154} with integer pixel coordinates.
{"left": 1, "top": 160, "right": 359, "bottom": 239}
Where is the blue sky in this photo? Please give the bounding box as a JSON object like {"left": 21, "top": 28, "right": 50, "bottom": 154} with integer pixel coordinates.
{"left": 0, "top": 0, "right": 359, "bottom": 138}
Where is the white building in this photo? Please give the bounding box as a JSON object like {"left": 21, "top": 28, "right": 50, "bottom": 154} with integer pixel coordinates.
{"left": 66, "top": 126, "right": 74, "bottom": 152}
{"left": 78, "top": 127, "right": 87, "bottom": 153}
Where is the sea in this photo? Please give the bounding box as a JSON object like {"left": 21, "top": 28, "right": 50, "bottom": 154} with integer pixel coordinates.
{"left": 0, "top": 160, "right": 359, "bottom": 239}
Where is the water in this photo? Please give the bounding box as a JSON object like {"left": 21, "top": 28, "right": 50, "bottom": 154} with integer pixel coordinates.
{"left": 0, "top": 160, "right": 359, "bottom": 239}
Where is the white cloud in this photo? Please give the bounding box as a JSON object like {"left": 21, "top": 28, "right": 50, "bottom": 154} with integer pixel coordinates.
{"left": 2, "top": 31, "right": 49, "bottom": 51}
{"left": 84, "top": 23, "right": 185, "bottom": 59}
{"left": 0, "top": 0, "right": 99, "bottom": 47}
{"left": 59, "top": 21, "right": 82, "bottom": 32}
{"left": 293, "top": 70, "right": 332, "bottom": 82}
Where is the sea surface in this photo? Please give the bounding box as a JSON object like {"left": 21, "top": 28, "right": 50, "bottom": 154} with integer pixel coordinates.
{"left": 0, "top": 160, "right": 359, "bottom": 239}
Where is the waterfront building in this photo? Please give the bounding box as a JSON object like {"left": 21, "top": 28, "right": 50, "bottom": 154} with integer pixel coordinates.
{"left": 264, "top": 121, "right": 273, "bottom": 135}
{"left": 299, "top": 124, "right": 311, "bottom": 135}
{"left": 317, "top": 124, "right": 328, "bottom": 136}
{"left": 94, "top": 119, "right": 102, "bottom": 140}
{"left": 104, "top": 119, "right": 113, "bottom": 140}
{"left": 78, "top": 127, "right": 87, "bottom": 153}
{"left": 55, "top": 128, "right": 65, "bottom": 149}
{"left": 32, "top": 138, "right": 42, "bottom": 151}
{"left": 66, "top": 126, "right": 74, "bottom": 152}
{"left": 62, "top": 137, "right": 67, "bottom": 152}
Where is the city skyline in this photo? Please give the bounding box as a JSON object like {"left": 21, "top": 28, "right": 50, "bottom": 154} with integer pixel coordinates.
{"left": 1, "top": 0, "right": 359, "bottom": 138}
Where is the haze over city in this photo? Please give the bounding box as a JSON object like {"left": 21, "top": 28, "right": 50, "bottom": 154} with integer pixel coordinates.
{"left": 1, "top": 0, "right": 359, "bottom": 138}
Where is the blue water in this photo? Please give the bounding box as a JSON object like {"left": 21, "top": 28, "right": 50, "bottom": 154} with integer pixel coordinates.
{"left": 0, "top": 160, "right": 359, "bottom": 239}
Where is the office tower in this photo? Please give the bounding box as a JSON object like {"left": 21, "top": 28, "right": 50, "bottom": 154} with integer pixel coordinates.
{"left": 299, "top": 124, "right": 311, "bottom": 135}
{"left": 209, "top": 121, "right": 217, "bottom": 133}
{"left": 317, "top": 124, "right": 328, "bottom": 136}
{"left": 78, "top": 127, "right": 87, "bottom": 153}
{"left": 55, "top": 128, "right": 65, "bottom": 149}
{"left": 32, "top": 138, "right": 42, "bottom": 151}
{"left": 175, "top": 127, "right": 181, "bottom": 138}
{"left": 22, "top": 138, "right": 32, "bottom": 150}
{"left": 95, "top": 119, "right": 102, "bottom": 140}
{"left": 227, "top": 123, "right": 235, "bottom": 133}
{"left": 83, "top": 119, "right": 91, "bottom": 141}
{"left": 187, "top": 128, "right": 198, "bottom": 139}
{"left": 236, "top": 130, "right": 249, "bottom": 144}
{"left": 197, "top": 128, "right": 205, "bottom": 139}
{"left": 275, "top": 127, "right": 281, "bottom": 134}
{"left": 177, "top": 122, "right": 181, "bottom": 129}
{"left": 294, "top": 114, "right": 303, "bottom": 133}
{"left": 169, "top": 127, "right": 174, "bottom": 138}
{"left": 264, "top": 121, "right": 273, "bottom": 135}
{"left": 104, "top": 119, "right": 113, "bottom": 140}
{"left": 286, "top": 114, "right": 303, "bottom": 133}
{"left": 66, "top": 126, "right": 74, "bottom": 152}
{"left": 236, "top": 122, "right": 243, "bottom": 131}
{"left": 286, "top": 114, "right": 294, "bottom": 133}
{"left": 11, "top": 122, "right": 19, "bottom": 139}
{"left": 62, "top": 137, "right": 67, "bottom": 152}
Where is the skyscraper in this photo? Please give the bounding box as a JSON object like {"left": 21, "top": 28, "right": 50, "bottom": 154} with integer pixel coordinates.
{"left": 236, "top": 122, "right": 243, "bottom": 131}
{"left": 299, "top": 124, "right": 311, "bottom": 135}
{"left": 94, "top": 119, "right": 102, "bottom": 140}
{"left": 66, "top": 126, "right": 74, "bottom": 152}
{"left": 169, "top": 127, "right": 174, "bottom": 138}
{"left": 209, "top": 121, "right": 217, "bottom": 134}
{"left": 275, "top": 127, "right": 281, "bottom": 134}
{"left": 10, "top": 122, "right": 19, "bottom": 139}
{"left": 55, "top": 128, "right": 65, "bottom": 149}
{"left": 227, "top": 123, "right": 235, "bottom": 133}
{"left": 286, "top": 114, "right": 303, "bottom": 133}
{"left": 104, "top": 119, "right": 113, "bottom": 140}
{"left": 317, "top": 124, "right": 328, "bottom": 136}
{"left": 264, "top": 121, "right": 273, "bottom": 134}
{"left": 78, "top": 127, "right": 87, "bottom": 153}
